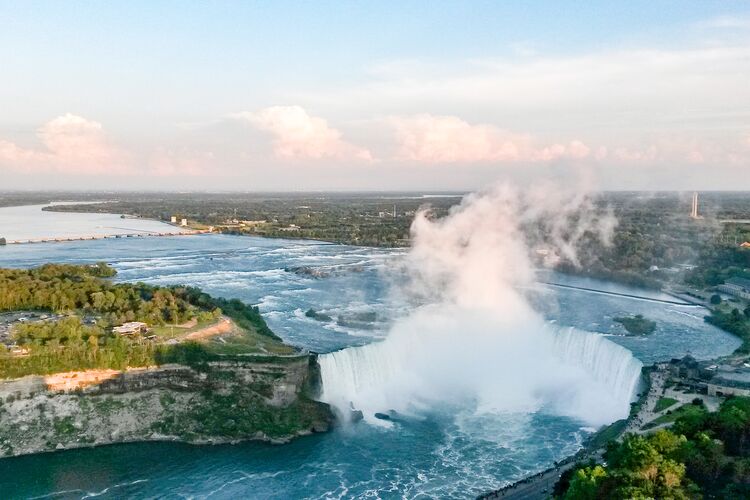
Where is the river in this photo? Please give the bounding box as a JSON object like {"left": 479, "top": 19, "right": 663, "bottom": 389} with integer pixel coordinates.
{"left": 0, "top": 204, "right": 190, "bottom": 242}
{"left": 0, "top": 206, "right": 741, "bottom": 499}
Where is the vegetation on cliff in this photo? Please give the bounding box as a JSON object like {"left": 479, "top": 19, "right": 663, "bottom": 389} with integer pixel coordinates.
{"left": 0, "top": 263, "right": 290, "bottom": 378}
{"left": 556, "top": 397, "right": 750, "bottom": 499}
{"left": 0, "top": 357, "right": 332, "bottom": 457}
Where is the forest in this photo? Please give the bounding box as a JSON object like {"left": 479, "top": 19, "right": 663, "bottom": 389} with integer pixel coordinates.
{"left": 0, "top": 263, "right": 202, "bottom": 326}
{"left": 0, "top": 263, "right": 279, "bottom": 378}
{"left": 556, "top": 397, "right": 750, "bottom": 499}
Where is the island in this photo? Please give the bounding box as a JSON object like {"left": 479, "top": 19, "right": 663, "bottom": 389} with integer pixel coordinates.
{"left": 305, "top": 308, "right": 333, "bottom": 322}
{"left": 614, "top": 314, "right": 657, "bottom": 335}
{"left": 0, "top": 263, "right": 333, "bottom": 457}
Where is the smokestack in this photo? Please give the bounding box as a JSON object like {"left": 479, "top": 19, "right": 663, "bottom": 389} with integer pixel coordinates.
{"left": 690, "top": 192, "right": 699, "bottom": 219}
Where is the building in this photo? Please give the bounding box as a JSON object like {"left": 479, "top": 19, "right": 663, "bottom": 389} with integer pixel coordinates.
{"left": 706, "top": 367, "right": 750, "bottom": 397}
{"left": 717, "top": 277, "right": 750, "bottom": 300}
{"left": 180, "top": 218, "right": 188, "bottom": 227}
{"left": 9, "top": 346, "right": 30, "bottom": 356}
{"left": 667, "top": 355, "right": 750, "bottom": 397}
{"left": 170, "top": 216, "right": 177, "bottom": 223}
{"left": 112, "top": 321, "right": 148, "bottom": 335}
{"left": 669, "top": 355, "right": 702, "bottom": 380}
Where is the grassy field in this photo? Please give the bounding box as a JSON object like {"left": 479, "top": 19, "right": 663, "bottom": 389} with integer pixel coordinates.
{"left": 653, "top": 396, "right": 679, "bottom": 413}
{"left": 202, "top": 323, "right": 296, "bottom": 356}
{"left": 642, "top": 403, "right": 705, "bottom": 430}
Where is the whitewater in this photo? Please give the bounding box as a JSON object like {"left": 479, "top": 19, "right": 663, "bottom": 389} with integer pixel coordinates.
{"left": 321, "top": 323, "right": 642, "bottom": 426}
{"left": 0, "top": 199, "right": 741, "bottom": 499}
{"left": 320, "top": 184, "right": 642, "bottom": 429}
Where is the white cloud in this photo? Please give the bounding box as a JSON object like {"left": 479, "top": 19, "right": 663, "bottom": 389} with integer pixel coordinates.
{"left": 0, "top": 113, "right": 128, "bottom": 174}
{"left": 235, "top": 106, "right": 373, "bottom": 161}
{"left": 390, "top": 114, "right": 590, "bottom": 163}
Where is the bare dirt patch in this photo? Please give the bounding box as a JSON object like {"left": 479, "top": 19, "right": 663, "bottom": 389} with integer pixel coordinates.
{"left": 182, "top": 317, "right": 234, "bottom": 342}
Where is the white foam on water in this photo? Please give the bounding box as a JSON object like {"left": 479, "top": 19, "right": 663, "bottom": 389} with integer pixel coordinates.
{"left": 319, "top": 184, "right": 637, "bottom": 427}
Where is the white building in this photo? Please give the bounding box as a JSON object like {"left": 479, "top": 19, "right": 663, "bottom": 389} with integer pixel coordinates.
{"left": 181, "top": 218, "right": 188, "bottom": 227}
{"left": 113, "top": 321, "right": 148, "bottom": 335}
{"left": 717, "top": 277, "right": 750, "bottom": 300}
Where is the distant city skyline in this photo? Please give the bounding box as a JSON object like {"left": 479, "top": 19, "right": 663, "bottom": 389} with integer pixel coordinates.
{"left": 1, "top": 1, "right": 749, "bottom": 191}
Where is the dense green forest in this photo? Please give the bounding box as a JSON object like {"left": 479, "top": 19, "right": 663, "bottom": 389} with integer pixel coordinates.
{"left": 705, "top": 306, "right": 750, "bottom": 353}
{"left": 556, "top": 397, "right": 750, "bottom": 499}
{"left": 0, "top": 263, "right": 199, "bottom": 326}
{"left": 0, "top": 263, "right": 281, "bottom": 378}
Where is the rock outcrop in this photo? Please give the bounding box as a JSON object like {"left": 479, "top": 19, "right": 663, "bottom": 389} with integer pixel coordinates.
{"left": 0, "top": 355, "right": 333, "bottom": 457}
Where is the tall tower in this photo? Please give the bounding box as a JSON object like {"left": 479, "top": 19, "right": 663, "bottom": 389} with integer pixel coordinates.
{"left": 690, "top": 192, "right": 699, "bottom": 219}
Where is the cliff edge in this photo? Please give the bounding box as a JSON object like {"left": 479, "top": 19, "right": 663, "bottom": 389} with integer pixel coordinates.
{"left": 0, "top": 354, "right": 333, "bottom": 457}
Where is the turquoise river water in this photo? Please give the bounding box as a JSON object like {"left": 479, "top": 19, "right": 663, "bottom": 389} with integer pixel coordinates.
{"left": 0, "top": 231, "right": 740, "bottom": 499}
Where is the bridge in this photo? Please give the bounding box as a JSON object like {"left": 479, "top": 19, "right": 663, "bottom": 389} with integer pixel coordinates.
{"left": 4, "top": 229, "right": 210, "bottom": 245}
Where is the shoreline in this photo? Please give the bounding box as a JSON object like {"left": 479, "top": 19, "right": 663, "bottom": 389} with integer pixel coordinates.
{"left": 0, "top": 203, "right": 203, "bottom": 245}
{"left": 478, "top": 365, "right": 656, "bottom": 499}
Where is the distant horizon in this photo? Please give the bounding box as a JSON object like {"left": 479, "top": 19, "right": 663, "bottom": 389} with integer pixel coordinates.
{"left": 1, "top": 2, "right": 749, "bottom": 191}
{"left": 2, "top": 188, "right": 750, "bottom": 196}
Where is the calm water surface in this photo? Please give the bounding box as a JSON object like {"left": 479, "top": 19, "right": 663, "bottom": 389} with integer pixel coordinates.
{"left": 0, "top": 204, "right": 188, "bottom": 241}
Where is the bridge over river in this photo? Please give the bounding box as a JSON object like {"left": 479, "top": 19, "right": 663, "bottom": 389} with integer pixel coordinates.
{"left": 5, "top": 229, "right": 208, "bottom": 245}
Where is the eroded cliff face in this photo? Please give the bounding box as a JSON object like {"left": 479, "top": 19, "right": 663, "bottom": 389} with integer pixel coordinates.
{"left": 0, "top": 356, "right": 333, "bottom": 457}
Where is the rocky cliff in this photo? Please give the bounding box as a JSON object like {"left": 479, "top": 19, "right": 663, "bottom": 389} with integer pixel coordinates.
{"left": 0, "top": 355, "right": 333, "bottom": 457}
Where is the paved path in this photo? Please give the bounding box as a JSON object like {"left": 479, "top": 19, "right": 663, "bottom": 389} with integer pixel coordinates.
{"left": 480, "top": 451, "right": 604, "bottom": 500}
{"left": 625, "top": 366, "right": 667, "bottom": 434}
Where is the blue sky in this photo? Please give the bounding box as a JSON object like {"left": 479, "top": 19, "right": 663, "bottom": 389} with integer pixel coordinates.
{"left": 1, "top": 1, "right": 749, "bottom": 190}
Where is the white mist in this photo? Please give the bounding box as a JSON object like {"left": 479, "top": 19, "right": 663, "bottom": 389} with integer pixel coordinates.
{"left": 319, "top": 184, "right": 641, "bottom": 427}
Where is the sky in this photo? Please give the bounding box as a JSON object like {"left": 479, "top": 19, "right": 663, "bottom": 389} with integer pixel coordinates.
{"left": 0, "top": 1, "right": 749, "bottom": 191}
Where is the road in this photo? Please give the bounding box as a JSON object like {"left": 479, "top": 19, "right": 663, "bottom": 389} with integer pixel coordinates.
{"left": 479, "top": 450, "right": 604, "bottom": 500}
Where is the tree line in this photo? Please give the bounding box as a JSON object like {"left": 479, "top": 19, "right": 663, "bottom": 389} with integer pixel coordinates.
{"left": 0, "top": 263, "right": 280, "bottom": 378}
{"left": 556, "top": 397, "right": 750, "bottom": 498}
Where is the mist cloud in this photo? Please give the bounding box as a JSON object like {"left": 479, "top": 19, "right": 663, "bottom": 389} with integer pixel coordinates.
{"left": 320, "top": 183, "right": 637, "bottom": 428}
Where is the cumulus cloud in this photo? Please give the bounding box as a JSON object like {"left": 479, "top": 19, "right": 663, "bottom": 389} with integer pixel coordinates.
{"left": 391, "top": 114, "right": 590, "bottom": 163}
{"left": 0, "top": 113, "right": 128, "bottom": 174}
{"left": 235, "top": 106, "right": 373, "bottom": 161}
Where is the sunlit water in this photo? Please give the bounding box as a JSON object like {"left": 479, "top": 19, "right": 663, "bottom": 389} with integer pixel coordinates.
{"left": 0, "top": 228, "right": 741, "bottom": 498}
{"left": 0, "top": 204, "right": 189, "bottom": 241}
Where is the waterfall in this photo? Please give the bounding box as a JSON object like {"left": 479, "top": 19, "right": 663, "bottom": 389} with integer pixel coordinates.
{"left": 551, "top": 327, "right": 643, "bottom": 411}
{"left": 319, "top": 324, "right": 642, "bottom": 426}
